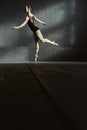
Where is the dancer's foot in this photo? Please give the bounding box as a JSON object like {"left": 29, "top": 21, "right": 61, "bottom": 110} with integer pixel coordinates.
{"left": 54, "top": 42, "right": 58, "bottom": 45}
{"left": 35, "top": 58, "right": 37, "bottom": 62}
{"left": 52, "top": 41, "right": 59, "bottom": 46}
{"left": 35, "top": 55, "right": 38, "bottom": 62}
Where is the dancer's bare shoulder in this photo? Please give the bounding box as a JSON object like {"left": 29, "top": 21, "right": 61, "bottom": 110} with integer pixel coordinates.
{"left": 26, "top": 16, "right": 29, "bottom": 20}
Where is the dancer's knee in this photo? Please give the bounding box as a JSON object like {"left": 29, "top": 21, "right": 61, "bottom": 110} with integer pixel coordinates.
{"left": 36, "top": 47, "right": 39, "bottom": 51}
{"left": 35, "top": 42, "right": 39, "bottom": 49}
{"left": 36, "top": 45, "right": 39, "bottom": 50}
{"left": 41, "top": 38, "right": 45, "bottom": 43}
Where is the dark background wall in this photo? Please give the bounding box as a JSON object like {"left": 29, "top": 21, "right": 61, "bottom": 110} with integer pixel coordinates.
{"left": 0, "top": 0, "right": 87, "bottom": 62}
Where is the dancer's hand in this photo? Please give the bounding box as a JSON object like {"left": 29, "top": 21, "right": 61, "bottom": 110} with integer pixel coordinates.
{"left": 12, "top": 26, "right": 18, "bottom": 29}
{"left": 43, "top": 22, "right": 46, "bottom": 25}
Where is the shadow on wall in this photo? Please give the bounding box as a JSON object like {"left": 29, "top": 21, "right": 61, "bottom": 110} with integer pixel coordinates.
{"left": 44, "top": 48, "right": 87, "bottom": 61}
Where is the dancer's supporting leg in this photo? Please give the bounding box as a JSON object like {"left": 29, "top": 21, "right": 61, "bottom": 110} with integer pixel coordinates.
{"left": 33, "top": 33, "right": 40, "bottom": 62}
{"left": 35, "top": 41, "right": 39, "bottom": 62}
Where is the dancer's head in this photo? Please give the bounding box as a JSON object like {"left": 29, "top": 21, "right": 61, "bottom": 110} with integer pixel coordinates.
{"left": 24, "top": 5, "right": 32, "bottom": 13}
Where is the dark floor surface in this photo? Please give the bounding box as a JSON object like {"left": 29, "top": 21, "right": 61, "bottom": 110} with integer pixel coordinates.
{"left": 0, "top": 62, "right": 87, "bottom": 130}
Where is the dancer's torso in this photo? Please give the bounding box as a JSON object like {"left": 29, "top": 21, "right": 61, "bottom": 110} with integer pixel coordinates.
{"left": 27, "top": 15, "right": 39, "bottom": 33}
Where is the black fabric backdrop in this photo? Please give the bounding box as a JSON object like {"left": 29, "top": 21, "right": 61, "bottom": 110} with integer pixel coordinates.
{"left": 0, "top": 63, "right": 87, "bottom": 130}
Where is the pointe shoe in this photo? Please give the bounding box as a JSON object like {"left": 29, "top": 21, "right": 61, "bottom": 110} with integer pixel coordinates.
{"left": 35, "top": 55, "right": 38, "bottom": 62}
{"left": 35, "top": 58, "right": 37, "bottom": 62}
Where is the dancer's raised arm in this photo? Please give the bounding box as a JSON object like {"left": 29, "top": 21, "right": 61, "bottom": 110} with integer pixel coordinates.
{"left": 13, "top": 16, "right": 29, "bottom": 29}
{"left": 34, "top": 16, "right": 46, "bottom": 25}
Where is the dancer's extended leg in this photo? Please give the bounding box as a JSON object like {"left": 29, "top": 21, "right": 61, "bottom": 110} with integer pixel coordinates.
{"left": 35, "top": 30, "right": 59, "bottom": 45}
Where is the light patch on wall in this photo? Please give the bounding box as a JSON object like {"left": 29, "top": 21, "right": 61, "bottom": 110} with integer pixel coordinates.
{"left": 0, "top": 23, "right": 19, "bottom": 47}
{"left": 35, "top": 2, "right": 66, "bottom": 30}
{"left": 0, "top": 22, "right": 33, "bottom": 47}
{"left": 71, "top": 0, "right": 76, "bottom": 15}
{"left": 0, "top": 47, "right": 29, "bottom": 63}
{"left": 70, "top": 0, "right": 76, "bottom": 45}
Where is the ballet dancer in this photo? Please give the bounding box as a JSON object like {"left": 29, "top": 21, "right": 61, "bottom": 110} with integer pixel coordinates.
{"left": 13, "top": 5, "right": 59, "bottom": 62}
